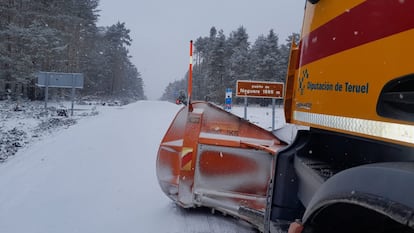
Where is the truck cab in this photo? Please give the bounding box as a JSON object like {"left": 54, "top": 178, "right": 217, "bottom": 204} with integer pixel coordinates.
{"left": 268, "top": 1, "right": 414, "bottom": 232}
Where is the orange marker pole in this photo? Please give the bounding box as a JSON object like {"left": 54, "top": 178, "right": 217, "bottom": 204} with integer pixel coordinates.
{"left": 187, "top": 40, "right": 193, "bottom": 107}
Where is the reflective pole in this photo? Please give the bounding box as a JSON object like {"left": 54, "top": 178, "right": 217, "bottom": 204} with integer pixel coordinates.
{"left": 272, "top": 98, "right": 276, "bottom": 131}
{"left": 187, "top": 40, "right": 193, "bottom": 108}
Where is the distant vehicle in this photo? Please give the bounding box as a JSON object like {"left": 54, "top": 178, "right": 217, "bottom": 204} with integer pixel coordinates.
{"left": 175, "top": 90, "right": 187, "bottom": 105}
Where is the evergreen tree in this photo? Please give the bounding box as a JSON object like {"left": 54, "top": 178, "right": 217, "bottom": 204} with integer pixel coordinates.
{"left": 103, "top": 22, "right": 132, "bottom": 96}
{"left": 227, "top": 26, "right": 250, "bottom": 87}
{"left": 206, "top": 29, "right": 226, "bottom": 103}
{"left": 250, "top": 30, "right": 281, "bottom": 82}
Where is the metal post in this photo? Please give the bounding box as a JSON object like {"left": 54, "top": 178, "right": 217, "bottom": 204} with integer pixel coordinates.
{"left": 272, "top": 98, "right": 276, "bottom": 131}
{"left": 71, "top": 74, "right": 75, "bottom": 116}
{"left": 244, "top": 97, "right": 248, "bottom": 120}
{"left": 44, "top": 74, "right": 49, "bottom": 110}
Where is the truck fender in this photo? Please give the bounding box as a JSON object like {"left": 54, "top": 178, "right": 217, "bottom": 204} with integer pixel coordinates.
{"left": 302, "top": 162, "right": 414, "bottom": 227}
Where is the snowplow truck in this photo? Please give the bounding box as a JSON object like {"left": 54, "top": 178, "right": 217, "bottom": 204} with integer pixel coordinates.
{"left": 156, "top": 0, "right": 414, "bottom": 232}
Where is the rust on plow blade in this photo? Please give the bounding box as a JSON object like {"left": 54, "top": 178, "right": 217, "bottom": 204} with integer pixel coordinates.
{"left": 156, "top": 101, "right": 286, "bottom": 229}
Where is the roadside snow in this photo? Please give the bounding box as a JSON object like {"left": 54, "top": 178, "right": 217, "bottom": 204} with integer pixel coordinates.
{"left": 0, "top": 101, "right": 98, "bottom": 162}
{"left": 230, "top": 104, "right": 286, "bottom": 130}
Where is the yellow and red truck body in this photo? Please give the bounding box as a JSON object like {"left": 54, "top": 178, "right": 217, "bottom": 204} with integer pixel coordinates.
{"left": 286, "top": 0, "right": 414, "bottom": 147}
{"left": 272, "top": 1, "right": 414, "bottom": 232}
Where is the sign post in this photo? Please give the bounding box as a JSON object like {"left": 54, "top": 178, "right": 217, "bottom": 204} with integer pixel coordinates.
{"left": 35, "top": 72, "right": 84, "bottom": 116}
{"left": 224, "top": 88, "right": 232, "bottom": 111}
{"left": 44, "top": 74, "right": 49, "bottom": 109}
{"left": 244, "top": 97, "right": 248, "bottom": 120}
{"left": 236, "top": 80, "right": 284, "bottom": 130}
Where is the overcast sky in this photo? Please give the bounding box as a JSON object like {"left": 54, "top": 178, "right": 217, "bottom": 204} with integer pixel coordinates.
{"left": 97, "top": 0, "right": 306, "bottom": 100}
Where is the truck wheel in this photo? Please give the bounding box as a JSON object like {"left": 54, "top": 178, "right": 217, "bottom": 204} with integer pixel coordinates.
{"left": 305, "top": 203, "right": 414, "bottom": 233}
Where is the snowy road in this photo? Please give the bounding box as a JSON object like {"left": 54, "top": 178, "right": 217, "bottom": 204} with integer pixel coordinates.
{"left": 0, "top": 101, "right": 256, "bottom": 233}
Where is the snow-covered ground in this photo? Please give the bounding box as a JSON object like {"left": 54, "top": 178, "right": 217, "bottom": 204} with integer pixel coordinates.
{"left": 0, "top": 100, "right": 99, "bottom": 162}
{"left": 0, "top": 101, "right": 286, "bottom": 233}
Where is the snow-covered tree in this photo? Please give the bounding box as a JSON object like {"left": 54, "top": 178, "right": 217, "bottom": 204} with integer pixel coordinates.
{"left": 227, "top": 26, "right": 250, "bottom": 87}
{"left": 250, "top": 30, "right": 281, "bottom": 82}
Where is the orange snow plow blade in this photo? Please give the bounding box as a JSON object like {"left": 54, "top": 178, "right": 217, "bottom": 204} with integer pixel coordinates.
{"left": 156, "top": 101, "right": 285, "bottom": 229}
